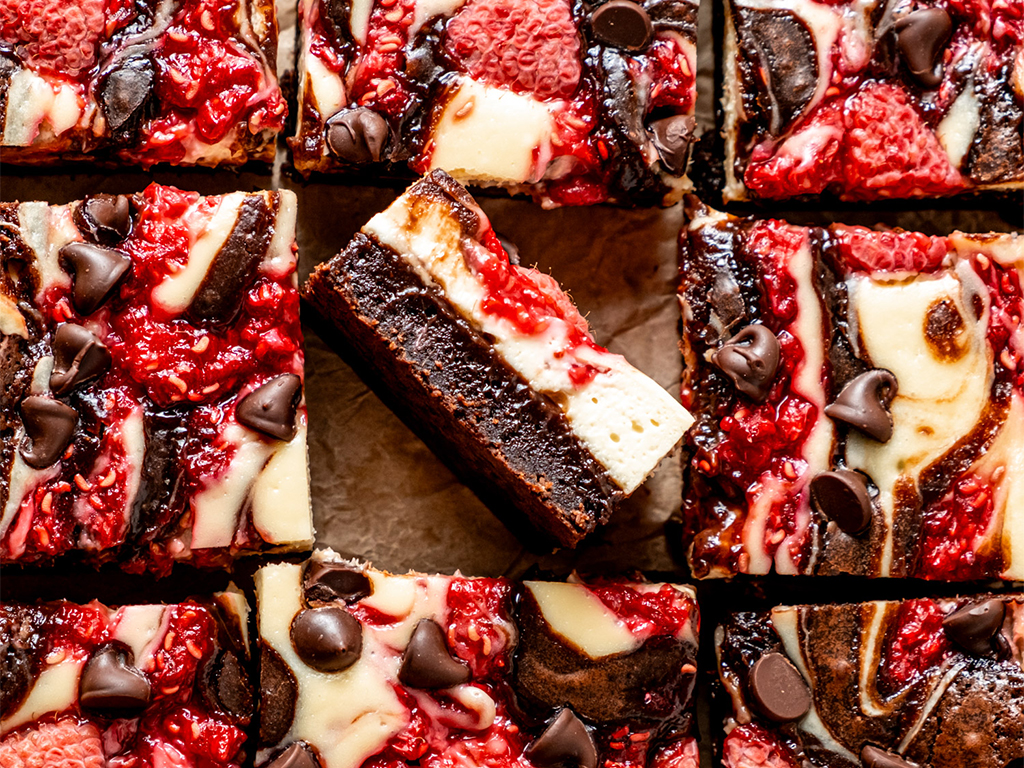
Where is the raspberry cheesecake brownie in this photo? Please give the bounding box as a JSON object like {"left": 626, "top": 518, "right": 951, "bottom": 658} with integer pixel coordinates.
{"left": 0, "top": 185, "right": 312, "bottom": 575}
{"left": 715, "top": 595, "right": 1024, "bottom": 768}
{"left": 291, "top": 0, "right": 699, "bottom": 206}
{"left": 303, "top": 171, "right": 692, "bottom": 548}
{"left": 678, "top": 198, "right": 1023, "bottom": 579}
{"left": 722, "top": 0, "right": 1024, "bottom": 201}
{"left": 0, "top": 0, "right": 286, "bottom": 166}
{"left": 254, "top": 549, "right": 700, "bottom": 768}
{"left": 0, "top": 591, "right": 253, "bottom": 767}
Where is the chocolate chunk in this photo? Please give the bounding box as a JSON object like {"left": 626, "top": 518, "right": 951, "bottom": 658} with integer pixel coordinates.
{"left": 79, "top": 643, "right": 152, "bottom": 716}
{"left": 525, "top": 709, "right": 598, "bottom": 768}
{"left": 398, "top": 619, "right": 471, "bottom": 689}
{"left": 943, "top": 599, "right": 1005, "bottom": 655}
{"left": 591, "top": 0, "right": 652, "bottom": 51}
{"left": 59, "top": 242, "right": 131, "bottom": 315}
{"left": 0, "top": 642, "right": 32, "bottom": 721}
{"left": 290, "top": 607, "right": 362, "bottom": 673}
{"left": 824, "top": 369, "right": 898, "bottom": 442}
{"left": 99, "top": 57, "right": 155, "bottom": 130}
{"left": 74, "top": 194, "right": 132, "bottom": 245}
{"left": 735, "top": 8, "right": 818, "bottom": 133}
{"left": 236, "top": 374, "right": 302, "bottom": 441}
{"left": 809, "top": 470, "right": 873, "bottom": 535}
{"left": 748, "top": 652, "right": 811, "bottom": 722}
{"left": 49, "top": 324, "right": 111, "bottom": 395}
{"left": 966, "top": 77, "right": 1024, "bottom": 184}
{"left": 19, "top": 396, "right": 77, "bottom": 469}
{"left": 202, "top": 649, "right": 254, "bottom": 721}
{"left": 326, "top": 108, "right": 389, "bottom": 164}
{"left": 303, "top": 561, "right": 372, "bottom": 604}
{"left": 260, "top": 742, "right": 322, "bottom": 768}
{"left": 861, "top": 745, "right": 920, "bottom": 768}
{"left": 259, "top": 642, "right": 297, "bottom": 746}
{"left": 711, "top": 324, "right": 780, "bottom": 402}
{"left": 648, "top": 115, "right": 695, "bottom": 175}
{"left": 895, "top": 8, "right": 952, "bottom": 89}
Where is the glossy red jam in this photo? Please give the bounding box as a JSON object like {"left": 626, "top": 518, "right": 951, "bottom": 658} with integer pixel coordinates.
{"left": 880, "top": 599, "right": 951, "bottom": 691}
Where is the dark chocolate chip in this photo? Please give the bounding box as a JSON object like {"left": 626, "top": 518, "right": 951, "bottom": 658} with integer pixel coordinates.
{"left": 326, "top": 108, "right": 389, "bottom": 164}
{"left": 648, "top": 114, "right": 695, "bottom": 175}
{"left": 809, "top": 470, "right": 873, "bottom": 535}
{"left": 236, "top": 374, "right": 302, "bottom": 441}
{"left": 49, "top": 324, "right": 111, "bottom": 395}
{"left": 824, "top": 369, "right": 898, "bottom": 442}
{"left": 259, "top": 642, "right": 297, "bottom": 746}
{"left": 74, "top": 194, "right": 132, "bottom": 245}
{"left": 202, "top": 649, "right": 254, "bottom": 721}
{"left": 290, "top": 607, "right": 362, "bottom": 673}
{"left": 591, "top": 0, "right": 653, "bottom": 51}
{"left": 525, "top": 709, "right": 598, "bottom": 768}
{"left": 861, "top": 745, "right": 920, "bottom": 768}
{"left": 303, "top": 561, "right": 372, "bottom": 604}
{"left": 0, "top": 642, "right": 32, "bottom": 721}
{"left": 895, "top": 8, "right": 952, "bottom": 89}
{"left": 260, "top": 742, "right": 322, "bottom": 768}
{"left": 19, "top": 396, "right": 77, "bottom": 469}
{"left": 711, "top": 324, "right": 780, "bottom": 402}
{"left": 99, "top": 57, "right": 155, "bottom": 130}
{"left": 59, "top": 242, "right": 131, "bottom": 315}
{"left": 748, "top": 652, "right": 811, "bottom": 723}
{"left": 398, "top": 619, "right": 471, "bottom": 689}
{"left": 943, "top": 599, "right": 1005, "bottom": 655}
{"left": 79, "top": 643, "right": 152, "bottom": 716}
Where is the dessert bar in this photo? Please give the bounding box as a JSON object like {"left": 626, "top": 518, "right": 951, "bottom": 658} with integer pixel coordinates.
{"left": 291, "top": 0, "right": 699, "bottom": 206}
{"left": 0, "top": 0, "right": 286, "bottom": 166}
{"left": 255, "top": 549, "right": 700, "bottom": 768}
{"left": 0, "top": 591, "right": 253, "bottom": 767}
{"left": 715, "top": 594, "right": 1024, "bottom": 768}
{"left": 678, "top": 198, "right": 1023, "bottom": 580}
{"left": 722, "top": 0, "right": 1024, "bottom": 201}
{"left": 1, "top": 185, "right": 313, "bottom": 575}
{"left": 303, "top": 171, "right": 692, "bottom": 548}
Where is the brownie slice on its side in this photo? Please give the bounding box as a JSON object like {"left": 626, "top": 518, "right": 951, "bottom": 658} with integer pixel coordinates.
{"left": 254, "top": 549, "right": 700, "bottom": 768}
{"left": 715, "top": 595, "right": 1024, "bottom": 768}
{"left": 303, "top": 171, "right": 692, "bottom": 548}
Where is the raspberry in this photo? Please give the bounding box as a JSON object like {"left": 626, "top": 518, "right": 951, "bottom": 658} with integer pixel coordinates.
{"left": 722, "top": 724, "right": 798, "bottom": 768}
{"left": 587, "top": 583, "right": 693, "bottom": 638}
{"left": 444, "top": 0, "right": 581, "bottom": 100}
{"left": 0, "top": 0, "right": 106, "bottom": 76}
{"left": 446, "top": 578, "right": 515, "bottom": 680}
{"left": 833, "top": 226, "right": 949, "bottom": 274}
{"left": 880, "top": 599, "right": 951, "bottom": 690}
{"left": 0, "top": 719, "right": 105, "bottom": 768}
{"left": 917, "top": 474, "right": 999, "bottom": 580}
{"left": 650, "top": 738, "right": 700, "bottom": 768}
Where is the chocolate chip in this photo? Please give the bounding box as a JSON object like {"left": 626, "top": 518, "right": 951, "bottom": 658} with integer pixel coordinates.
{"left": 895, "top": 8, "right": 952, "bottom": 89}
{"left": 648, "top": 114, "right": 695, "bottom": 175}
{"left": 19, "top": 396, "right": 77, "bottom": 469}
{"left": 824, "top": 369, "right": 898, "bottom": 442}
{"left": 591, "top": 0, "right": 653, "bottom": 51}
{"left": 74, "top": 194, "right": 132, "bottom": 245}
{"left": 711, "top": 324, "right": 780, "bottom": 402}
{"left": 748, "top": 652, "right": 811, "bottom": 723}
{"left": 260, "top": 742, "right": 322, "bottom": 768}
{"left": 49, "top": 324, "right": 111, "bottom": 395}
{"left": 303, "top": 561, "right": 372, "bottom": 604}
{"left": 202, "top": 649, "right": 253, "bottom": 721}
{"left": 809, "top": 469, "right": 873, "bottom": 535}
{"left": 236, "top": 374, "right": 302, "bottom": 441}
{"left": 943, "top": 599, "right": 1005, "bottom": 655}
{"left": 861, "top": 745, "right": 920, "bottom": 768}
{"left": 79, "top": 643, "right": 152, "bottom": 716}
{"left": 326, "top": 108, "right": 389, "bottom": 164}
{"left": 59, "top": 242, "right": 131, "bottom": 315}
{"left": 525, "top": 709, "right": 598, "bottom": 768}
{"left": 398, "top": 619, "right": 471, "bottom": 689}
{"left": 290, "top": 607, "right": 362, "bottom": 673}
{"left": 99, "top": 57, "right": 155, "bottom": 130}
{"left": 259, "top": 642, "right": 297, "bottom": 746}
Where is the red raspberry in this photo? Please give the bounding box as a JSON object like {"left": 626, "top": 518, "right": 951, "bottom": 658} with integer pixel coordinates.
{"left": 650, "top": 738, "right": 700, "bottom": 768}
{"left": 880, "top": 599, "right": 951, "bottom": 689}
{"left": 917, "top": 474, "right": 999, "bottom": 580}
{"left": 722, "top": 724, "right": 798, "bottom": 768}
{"left": 444, "top": 0, "right": 581, "bottom": 100}
{"left": 0, "top": 0, "right": 106, "bottom": 76}
{"left": 833, "top": 226, "right": 949, "bottom": 274}
{"left": 0, "top": 719, "right": 105, "bottom": 768}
